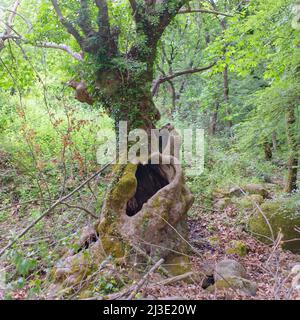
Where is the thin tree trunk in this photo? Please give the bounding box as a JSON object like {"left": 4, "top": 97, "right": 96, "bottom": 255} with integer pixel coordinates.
{"left": 263, "top": 139, "right": 273, "bottom": 161}
{"left": 223, "top": 64, "right": 232, "bottom": 128}
{"left": 284, "top": 105, "right": 299, "bottom": 193}
{"left": 272, "top": 132, "right": 277, "bottom": 151}
{"left": 209, "top": 102, "right": 219, "bottom": 135}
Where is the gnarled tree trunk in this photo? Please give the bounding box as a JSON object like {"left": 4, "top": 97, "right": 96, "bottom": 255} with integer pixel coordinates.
{"left": 47, "top": 0, "right": 194, "bottom": 298}
{"left": 49, "top": 69, "right": 194, "bottom": 297}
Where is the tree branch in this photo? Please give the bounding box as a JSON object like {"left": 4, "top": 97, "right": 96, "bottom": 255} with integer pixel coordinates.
{"left": 179, "top": 9, "right": 234, "bottom": 17}
{"left": 33, "top": 41, "right": 83, "bottom": 61}
{"left": 129, "top": 0, "right": 190, "bottom": 63}
{"left": 0, "top": 0, "right": 22, "bottom": 52}
{"left": 152, "top": 62, "right": 216, "bottom": 96}
{"left": 94, "top": 0, "right": 110, "bottom": 37}
{"left": 51, "top": 0, "right": 83, "bottom": 47}
{"left": 78, "top": 0, "right": 94, "bottom": 36}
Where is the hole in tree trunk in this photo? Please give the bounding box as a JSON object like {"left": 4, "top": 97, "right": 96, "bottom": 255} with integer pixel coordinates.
{"left": 126, "top": 164, "right": 169, "bottom": 217}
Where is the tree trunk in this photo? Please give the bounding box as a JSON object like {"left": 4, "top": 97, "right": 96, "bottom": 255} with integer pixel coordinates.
{"left": 263, "top": 139, "right": 272, "bottom": 161}
{"left": 284, "top": 105, "right": 299, "bottom": 193}
{"left": 272, "top": 132, "right": 277, "bottom": 151}
{"left": 223, "top": 64, "right": 232, "bottom": 129}
{"left": 209, "top": 102, "right": 219, "bottom": 135}
{"left": 49, "top": 70, "right": 194, "bottom": 297}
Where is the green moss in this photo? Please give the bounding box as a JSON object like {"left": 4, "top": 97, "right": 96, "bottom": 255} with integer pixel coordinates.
{"left": 208, "top": 277, "right": 257, "bottom": 296}
{"left": 164, "top": 255, "right": 191, "bottom": 276}
{"left": 248, "top": 196, "right": 300, "bottom": 253}
{"left": 236, "top": 194, "right": 264, "bottom": 209}
{"left": 226, "top": 241, "right": 248, "bottom": 257}
{"left": 110, "top": 163, "right": 137, "bottom": 211}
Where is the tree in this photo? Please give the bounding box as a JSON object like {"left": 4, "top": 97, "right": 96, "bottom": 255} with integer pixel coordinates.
{"left": 2, "top": 0, "right": 226, "bottom": 295}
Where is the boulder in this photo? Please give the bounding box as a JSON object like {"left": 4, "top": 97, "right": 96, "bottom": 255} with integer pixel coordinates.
{"left": 214, "top": 197, "right": 232, "bottom": 210}
{"left": 214, "top": 259, "right": 247, "bottom": 281}
{"left": 248, "top": 196, "right": 300, "bottom": 253}
{"left": 210, "top": 277, "right": 258, "bottom": 297}
{"left": 207, "top": 259, "right": 257, "bottom": 296}
{"left": 228, "top": 184, "right": 269, "bottom": 198}
{"left": 236, "top": 194, "right": 264, "bottom": 209}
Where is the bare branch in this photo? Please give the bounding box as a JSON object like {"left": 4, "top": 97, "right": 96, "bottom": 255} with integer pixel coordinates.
{"left": 4, "top": 0, "right": 22, "bottom": 35}
{"left": 0, "top": 0, "right": 22, "bottom": 52}
{"left": 34, "top": 41, "right": 83, "bottom": 61}
{"left": 61, "top": 202, "right": 98, "bottom": 219}
{"left": 0, "top": 5, "right": 31, "bottom": 31}
{"left": 126, "top": 258, "right": 165, "bottom": 300}
{"left": 51, "top": 0, "right": 83, "bottom": 46}
{"left": 179, "top": 9, "right": 234, "bottom": 17}
{"left": 152, "top": 62, "right": 216, "bottom": 96}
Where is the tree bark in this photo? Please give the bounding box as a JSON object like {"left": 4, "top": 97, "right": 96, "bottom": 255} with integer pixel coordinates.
{"left": 284, "top": 105, "right": 299, "bottom": 193}
{"left": 263, "top": 139, "right": 273, "bottom": 161}
{"left": 209, "top": 102, "right": 219, "bottom": 135}
{"left": 223, "top": 64, "right": 232, "bottom": 129}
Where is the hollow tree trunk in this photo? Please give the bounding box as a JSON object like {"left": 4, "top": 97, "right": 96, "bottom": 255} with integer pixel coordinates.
{"left": 284, "top": 105, "right": 299, "bottom": 193}
{"left": 49, "top": 70, "right": 194, "bottom": 297}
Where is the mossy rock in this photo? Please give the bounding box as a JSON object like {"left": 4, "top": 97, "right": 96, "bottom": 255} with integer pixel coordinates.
{"left": 242, "top": 184, "right": 269, "bottom": 198}
{"left": 207, "top": 277, "right": 257, "bottom": 296}
{"left": 214, "top": 259, "right": 247, "bottom": 280}
{"left": 227, "top": 184, "right": 269, "bottom": 198}
{"left": 214, "top": 197, "right": 232, "bottom": 210}
{"left": 248, "top": 196, "right": 300, "bottom": 253}
{"left": 235, "top": 194, "right": 264, "bottom": 210}
{"left": 226, "top": 241, "right": 248, "bottom": 257}
{"left": 164, "top": 255, "right": 191, "bottom": 276}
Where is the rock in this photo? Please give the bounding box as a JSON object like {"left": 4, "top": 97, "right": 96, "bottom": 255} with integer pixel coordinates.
{"left": 214, "top": 259, "right": 247, "bottom": 281}
{"left": 243, "top": 184, "right": 269, "bottom": 198}
{"left": 215, "top": 197, "right": 231, "bottom": 210}
{"left": 227, "top": 184, "right": 269, "bottom": 198}
{"left": 207, "top": 259, "right": 257, "bottom": 296}
{"left": 292, "top": 265, "right": 300, "bottom": 275}
{"left": 209, "top": 277, "right": 258, "bottom": 297}
{"left": 291, "top": 265, "right": 300, "bottom": 299}
{"left": 248, "top": 196, "right": 300, "bottom": 253}
{"left": 226, "top": 241, "right": 248, "bottom": 257}
{"left": 208, "top": 235, "right": 220, "bottom": 247}
{"left": 236, "top": 194, "right": 264, "bottom": 209}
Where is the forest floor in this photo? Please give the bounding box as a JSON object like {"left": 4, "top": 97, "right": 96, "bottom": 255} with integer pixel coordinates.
{"left": 142, "top": 202, "right": 300, "bottom": 300}
{"left": 1, "top": 152, "right": 299, "bottom": 300}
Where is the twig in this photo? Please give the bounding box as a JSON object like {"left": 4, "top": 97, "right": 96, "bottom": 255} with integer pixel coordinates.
{"left": 60, "top": 202, "right": 98, "bottom": 219}
{"left": 126, "top": 259, "right": 165, "bottom": 300}
{"left": 179, "top": 9, "right": 234, "bottom": 17}
{"left": 155, "top": 271, "right": 194, "bottom": 286}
